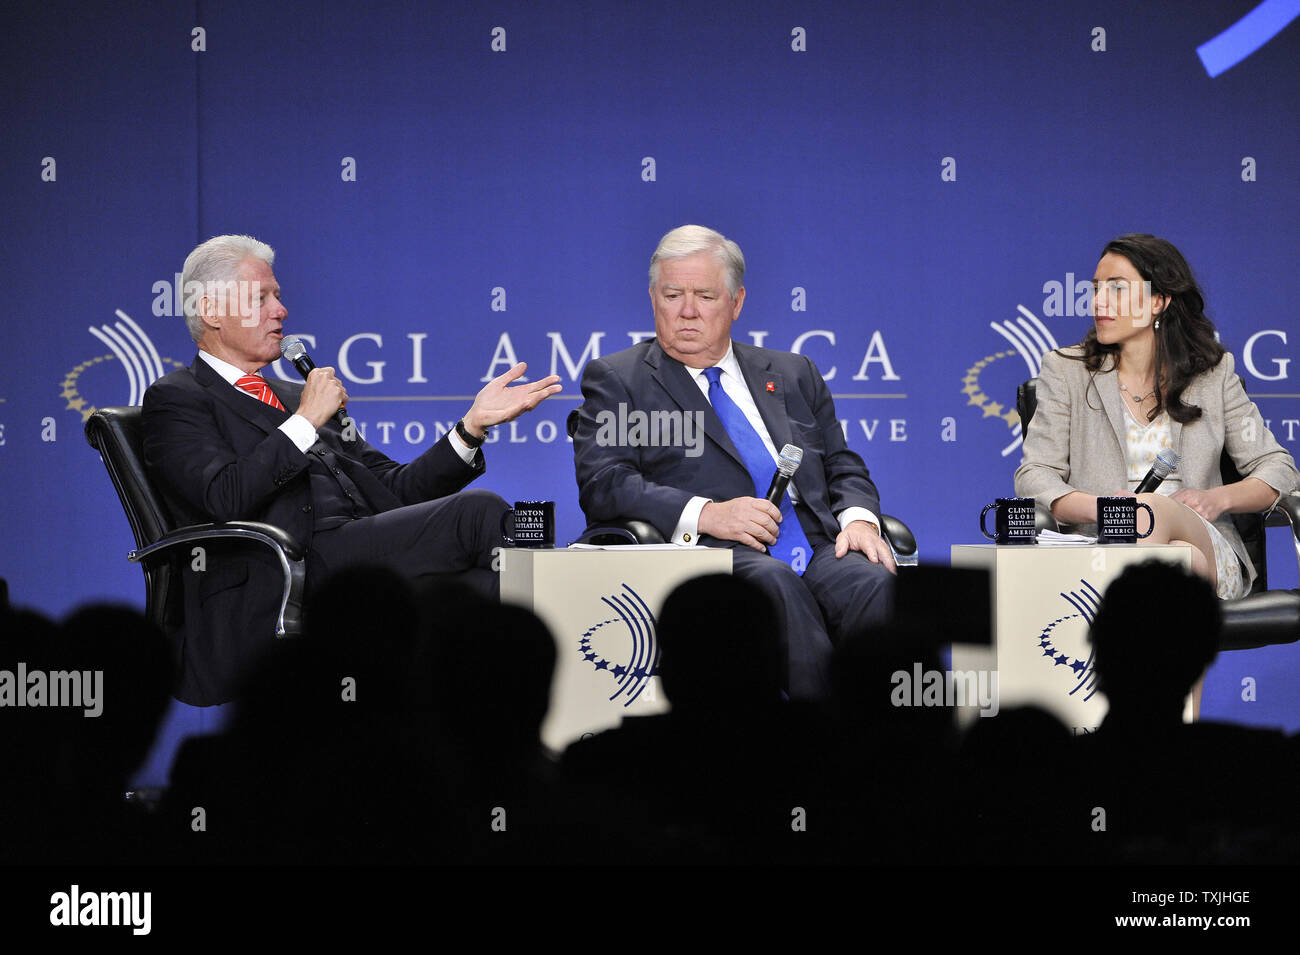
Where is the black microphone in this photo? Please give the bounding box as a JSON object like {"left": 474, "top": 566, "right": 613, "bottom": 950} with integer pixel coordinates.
{"left": 1135, "top": 447, "right": 1180, "bottom": 494}
{"left": 766, "top": 444, "right": 804, "bottom": 506}
{"left": 280, "top": 336, "right": 349, "bottom": 430}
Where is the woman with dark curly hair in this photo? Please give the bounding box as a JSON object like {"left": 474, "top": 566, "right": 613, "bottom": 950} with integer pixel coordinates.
{"left": 1015, "top": 234, "right": 1299, "bottom": 599}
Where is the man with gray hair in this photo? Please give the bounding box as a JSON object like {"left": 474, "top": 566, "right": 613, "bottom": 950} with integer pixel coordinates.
{"left": 571, "top": 225, "right": 894, "bottom": 699}
{"left": 142, "top": 234, "right": 561, "bottom": 704}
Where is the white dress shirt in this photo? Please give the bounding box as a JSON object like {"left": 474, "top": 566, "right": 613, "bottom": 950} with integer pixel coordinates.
{"left": 670, "top": 342, "right": 879, "bottom": 545}
{"left": 197, "top": 351, "right": 477, "bottom": 464}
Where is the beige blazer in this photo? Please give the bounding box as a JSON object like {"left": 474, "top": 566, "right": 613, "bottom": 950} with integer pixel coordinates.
{"left": 1014, "top": 347, "right": 1300, "bottom": 590}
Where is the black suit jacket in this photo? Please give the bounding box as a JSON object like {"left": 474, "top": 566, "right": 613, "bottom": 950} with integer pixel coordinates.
{"left": 141, "top": 356, "right": 483, "bottom": 704}
{"left": 571, "top": 339, "right": 880, "bottom": 543}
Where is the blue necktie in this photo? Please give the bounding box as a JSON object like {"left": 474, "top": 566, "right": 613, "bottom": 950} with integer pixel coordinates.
{"left": 702, "top": 366, "right": 812, "bottom": 574}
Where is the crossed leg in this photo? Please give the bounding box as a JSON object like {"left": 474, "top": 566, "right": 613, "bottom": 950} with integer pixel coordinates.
{"left": 1133, "top": 492, "right": 1217, "bottom": 589}
{"left": 1133, "top": 492, "right": 1220, "bottom": 719}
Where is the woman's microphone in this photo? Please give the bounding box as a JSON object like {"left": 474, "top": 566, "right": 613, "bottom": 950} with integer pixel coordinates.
{"left": 1135, "top": 448, "right": 1181, "bottom": 493}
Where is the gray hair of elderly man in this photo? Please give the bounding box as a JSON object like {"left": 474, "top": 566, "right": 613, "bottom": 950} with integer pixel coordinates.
{"left": 180, "top": 234, "right": 276, "bottom": 343}
{"left": 648, "top": 224, "right": 746, "bottom": 298}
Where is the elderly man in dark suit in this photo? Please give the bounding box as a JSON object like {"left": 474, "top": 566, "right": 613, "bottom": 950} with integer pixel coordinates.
{"left": 570, "top": 225, "right": 895, "bottom": 699}
{"left": 142, "top": 234, "right": 560, "bottom": 704}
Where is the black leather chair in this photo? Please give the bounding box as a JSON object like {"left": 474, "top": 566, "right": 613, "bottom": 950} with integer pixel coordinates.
{"left": 1016, "top": 378, "right": 1300, "bottom": 650}
{"left": 84, "top": 407, "right": 306, "bottom": 643}
{"left": 565, "top": 410, "right": 919, "bottom": 565}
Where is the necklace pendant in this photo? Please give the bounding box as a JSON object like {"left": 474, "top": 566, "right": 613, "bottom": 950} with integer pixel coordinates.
{"left": 1120, "top": 382, "right": 1154, "bottom": 402}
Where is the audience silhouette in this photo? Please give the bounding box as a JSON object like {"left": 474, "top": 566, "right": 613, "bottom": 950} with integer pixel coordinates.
{"left": 2, "top": 557, "right": 1296, "bottom": 866}
{"left": 1073, "top": 559, "right": 1300, "bottom": 862}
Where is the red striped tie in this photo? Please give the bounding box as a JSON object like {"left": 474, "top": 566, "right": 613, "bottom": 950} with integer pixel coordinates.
{"left": 235, "top": 374, "right": 286, "bottom": 412}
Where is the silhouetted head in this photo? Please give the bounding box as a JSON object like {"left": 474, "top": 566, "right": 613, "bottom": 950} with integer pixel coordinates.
{"left": 656, "top": 574, "right": 782, "bottom": 709}
{"left": 1089, "top": 560, "right": 1220, "bottom": 718}
{"left": 429, "top": 596, "right": 557, "bottom": 759}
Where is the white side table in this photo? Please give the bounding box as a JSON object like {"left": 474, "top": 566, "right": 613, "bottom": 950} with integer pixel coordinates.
{"left": 499, "top": 546, "right": 732, "bottom": 750}
{"left": 950, "top": 543, "right": 1193, "bottom": 732}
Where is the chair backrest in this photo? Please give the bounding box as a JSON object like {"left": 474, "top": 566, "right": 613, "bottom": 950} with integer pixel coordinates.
{"left": 1219, "top": 450, "right": 1268, "bottom": 591}
{"left": 84, "top": 407, "right": 175, "bottom": 550}
{"left": 85, "top": 407, "right": 186, "bottom": 632}
{"left": 1015, "top": 378, "right": 1037, "bottom": 436}
{"left": 1017, "top": 377, "right": 1267, "bottom": 593}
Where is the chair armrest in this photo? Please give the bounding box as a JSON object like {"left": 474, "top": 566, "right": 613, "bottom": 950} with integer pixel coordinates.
{"left": 1218, "top": 495, "right": 1300, "bottom": 649}
{"left": 1263, "top": 494, "right": 1300, "bottom": 588}
{"left": 878, "top": 514, "right": 917, "bottom": 566}
{"left": 129, "top": 521, "right": 306, "bottom": 637}
{"left": 574, "top": 520, "right": 667, "bottom": 546}
{"left": 1035, "top": 500, "right": 1061, "bottom": 534}
{"left": 1268, "top": 496, "right": 1300, "bottom": 587}
{"left": 1220, "top": 591, "right": 1300, "bottom": 651}
{"left": 578, "top": 515, "right": 920, "bottom": 567}
{"left": 1265, "top": 494, "right": 1300, "bottom": 537}
{"left": 129, "top": 520, "right": 304, "bottom": 562}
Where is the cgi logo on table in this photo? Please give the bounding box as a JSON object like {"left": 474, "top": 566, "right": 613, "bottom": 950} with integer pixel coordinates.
{"left": 575, "top": 584, "right": 660, "bottom": 708}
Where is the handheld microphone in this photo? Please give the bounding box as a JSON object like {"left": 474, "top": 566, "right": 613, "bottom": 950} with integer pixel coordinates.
{"left": 765, "top": 444, "right": 804, "bottom": 506}
{"left": 280, "top": 336, "right": 349, "bottom": 429}
{"left": 1134, "top": 448, "right": 1180, "bottom": 494}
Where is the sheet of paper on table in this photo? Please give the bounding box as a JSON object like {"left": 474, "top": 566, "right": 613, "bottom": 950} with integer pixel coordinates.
{"left": 565, "top": 543, "right": 686, "bottom": 551}
{"left": 1035, "top": 530, "right": 1098, "bottom": 545}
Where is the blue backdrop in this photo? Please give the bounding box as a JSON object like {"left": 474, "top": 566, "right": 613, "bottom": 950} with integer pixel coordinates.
{"left": 3, "top": 0, "right": 1298, "bottom": 762}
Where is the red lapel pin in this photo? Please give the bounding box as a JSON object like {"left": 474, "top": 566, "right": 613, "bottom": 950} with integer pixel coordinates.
{"left": 766, "top": 381, "right": 775, "bottom": 392}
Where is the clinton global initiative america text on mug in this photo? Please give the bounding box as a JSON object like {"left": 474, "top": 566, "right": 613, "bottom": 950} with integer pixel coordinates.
{"left": 1095, "top": 496, "right": 1155, "bottom": 544}
{"left": 500, "top": 501, "right": 556, "bottom": 548}
{"left": 979, "top": 497, "right": 1037, "bottom": 545}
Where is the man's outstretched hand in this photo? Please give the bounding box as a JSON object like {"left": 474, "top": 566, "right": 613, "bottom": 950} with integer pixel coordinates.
{"left": 462, "top": 362, "right": 562, "bottom": 438}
